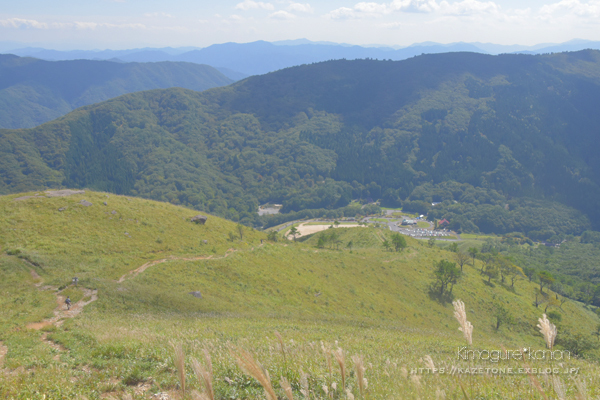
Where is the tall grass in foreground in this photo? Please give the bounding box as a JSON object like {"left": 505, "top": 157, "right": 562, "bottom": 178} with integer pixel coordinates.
{"left": 231, "top": 346, "right": 278, "bottom": 400}
{"left": 3, "top": 312, "right": 598, "bottom": 399}
{"left": 191, "top": 349, "right": 214, "bottom": 400}
{"left": 160, "top": 314, "right": 593, "bottom": 400}
{"left": 173, "top": 343, "right": 186, "bottom": 397}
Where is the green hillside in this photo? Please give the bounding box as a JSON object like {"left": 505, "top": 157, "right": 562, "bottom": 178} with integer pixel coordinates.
{"left": 0, "top": 54, "right": 233, "bottom": 129}
{"left": 1, "top": 191, "right": 599, "bottom": 398}
{"left": 2, "top": 50, "right": 600, "bottom": 237}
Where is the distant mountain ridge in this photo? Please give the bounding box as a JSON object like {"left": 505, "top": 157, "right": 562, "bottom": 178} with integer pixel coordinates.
{"left": 1, "top": 50, "right": 600, "bottom": 236}
{"left": 4, "top": 39, "right": 600, "bottom": 77}
{"left": 0, "top": 55, "right": 233, "bottom": 129}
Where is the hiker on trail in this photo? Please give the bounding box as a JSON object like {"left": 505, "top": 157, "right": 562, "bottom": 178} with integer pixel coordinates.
{"left": 65, "top": 296, "right": 71, "bottom": 310}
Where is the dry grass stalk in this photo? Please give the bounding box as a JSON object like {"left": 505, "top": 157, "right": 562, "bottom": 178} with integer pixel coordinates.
{"left": 351, "top": 355, "right": 366, "bottom": 397}
{"left": 458, "top": 379, "right": 471, "bottom": 400}
{"left": 334, "top": 347, "right": 346, "bottom": 390}
{"left": 410, "top": 374, "right": 421, "bottom": 392}
{"left": 230, "top": 346, "right": 277, "bottom": 400}
{"left": 191, "top": 390, "right": 211, "bottom": 400}
{"left": 300, "top": 368, "right": 309, "bottom": 398}
{"left": 572, "top": 377, "right": 587, "bottom": 400}
{"left": 537, "top": 314, "right": 557, "bottom": 350}
{"left": 274, "top": 331, "right": 287, "bottom": 363}
{"left": 172, "top": 342, "right": 186, "bottom": 397}
{"left": 280, "top": 376, "right": 294, "bottom": 400}
{"left": 191, "top": 349, "right": 214, "bottom": 400}
{"left": 322, "top": 342, "right": 333, "bottom": 376}
{"left": 436, "top": 388, "right": 446, "bottom": 400}
{"left": 524, "top": 363, "right": 548, "bottom": 400}
{"left": 452, "top": 300, "right": 473, "bottom": 345}
{"left": 400, "top": 366, "right": 408, "bottom": 379}
{"left": 422, "top": 355, "right": 435, "bottom": 371}
{"left": 553, "top": 376, "right": 566, "bottom": 400}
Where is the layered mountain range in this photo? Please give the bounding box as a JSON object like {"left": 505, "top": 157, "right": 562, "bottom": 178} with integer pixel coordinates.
{"left": 6, "top": 38, "right": 600, "bottom": 77}
{"left": 0, "top": 55, "right": 232, "bottom": 129}
{"left": 1, "top": 50, "right": 600, "bottom": 236}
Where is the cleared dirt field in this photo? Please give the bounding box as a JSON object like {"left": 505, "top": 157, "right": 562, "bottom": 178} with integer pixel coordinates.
{"left": 286, "top": 223, "right": 364, "bottom": 238}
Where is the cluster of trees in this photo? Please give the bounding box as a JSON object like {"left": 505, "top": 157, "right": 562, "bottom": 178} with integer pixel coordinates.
{"left": 430, "top": 240, "right": 530, "bottom": 302}
{"left": 432, "top": 259, "right": 462, "bottom": 296}
{"left": 501, "top": 236, "right": 600, "bottom": 307}
{"left": 382, "top": 233, "right": 407, "bottom": 252}
{"left": 316, "top": 230, "right": 344, "bottom": 249}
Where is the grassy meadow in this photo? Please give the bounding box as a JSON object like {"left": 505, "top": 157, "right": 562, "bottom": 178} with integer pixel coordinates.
{"left": 0, "top": 191, "right": 599, "bottom": 399}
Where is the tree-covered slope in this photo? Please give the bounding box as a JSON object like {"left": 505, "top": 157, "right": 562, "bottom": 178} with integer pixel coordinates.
{"left": 0, "top": 54, "right": 233, "bottom": 129}
{"left": 1, "top": 50, "right": 600, "bottom": 234}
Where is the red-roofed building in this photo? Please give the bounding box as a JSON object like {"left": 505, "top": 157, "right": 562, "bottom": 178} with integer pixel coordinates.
{"left": 438, "top": 218, "right": 449, "bottom": 227}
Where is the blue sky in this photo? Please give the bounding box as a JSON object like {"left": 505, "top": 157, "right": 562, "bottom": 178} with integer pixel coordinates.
{"left": 1, "top": 0, "right": 599, "bottom": 49}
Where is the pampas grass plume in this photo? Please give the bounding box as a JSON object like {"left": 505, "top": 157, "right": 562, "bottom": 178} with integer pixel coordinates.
{"left": 351, "top": 355, "right": 366, "bottom": 397}
{"left": 537, "top": 314, "right": 557, "bottom": 350}
{"left": 453, "top": 299, "right": 473, "bottom": 345}
{"left": 334, "top": 347, "right": 346, "bottom": 390}
{"left": 230, "top": 346, "right": 277, "bottom": 400}
{"left": 280, "top": 376, "right": 294, "bottom": 400}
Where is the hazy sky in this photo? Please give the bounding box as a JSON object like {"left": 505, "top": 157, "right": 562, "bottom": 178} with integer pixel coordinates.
{"left": 1, "top": 0, "right": 599, "bottom": 49}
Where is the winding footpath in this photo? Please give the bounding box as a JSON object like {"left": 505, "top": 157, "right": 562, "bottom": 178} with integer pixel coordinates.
{"left": 117, "top": 248, "right": 237, "bottom": 283}
{"left": 26, "top": 287, "right": 99, "bottom": 331}
{"left": 1, "top": 247, "right": 240, "bottom": 371}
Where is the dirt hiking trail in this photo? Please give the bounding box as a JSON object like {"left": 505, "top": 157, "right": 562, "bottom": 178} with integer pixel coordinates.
{"left": 26, "top": 287, "right": 98, "bottom": 331}
{"left": 117, "top": 248, "right": 236, "bottom": 283}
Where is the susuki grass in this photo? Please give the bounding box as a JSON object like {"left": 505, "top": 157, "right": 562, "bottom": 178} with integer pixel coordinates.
{"left": 1, "top": 191, "right": 600, "bottom": 398}
{"left": 3, "top": 311, "right": 600, "bottom": 399}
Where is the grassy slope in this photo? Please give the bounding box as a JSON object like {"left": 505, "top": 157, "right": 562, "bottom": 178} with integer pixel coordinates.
{"left": 1, "top": 191, "right": 599, "bottom": 398}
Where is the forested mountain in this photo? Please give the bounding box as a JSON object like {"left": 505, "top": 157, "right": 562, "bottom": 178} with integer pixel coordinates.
{"left": 0, "top": 55, "right": 233, "bottom": 129}
{"left": 2, "top": 50, "right": 600, "bottom": 237}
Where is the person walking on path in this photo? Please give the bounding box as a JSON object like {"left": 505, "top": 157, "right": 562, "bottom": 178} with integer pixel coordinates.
{"left": 65, "top": 296, "right": 71, "bottom": 310}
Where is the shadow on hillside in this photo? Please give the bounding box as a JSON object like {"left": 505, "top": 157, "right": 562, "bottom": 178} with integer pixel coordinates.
{"left": 428, "top": 286, "right": 455, "bottom": 305}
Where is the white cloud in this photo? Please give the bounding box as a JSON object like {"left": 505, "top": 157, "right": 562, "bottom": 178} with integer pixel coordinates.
{"left": 355, "top": 2, "right": 389, "bottom": 14}
{"left": 327, "top": 0, "right": 510, "bottom": 19}
{"left": 0, "top": 18, "right": 146, "bottom": 30}
{"left": 438, "top": 0, "right": 499, "bottom": 16}
{"left": 326, "top": 7, "right": 360, "bottom": 19}
{"left": 235, "top": 0, "right": 275, "bottom": 10}
{"left": 143, "top": 12, "right": 175, "bottom": 18}
{"left": 539, "top": 0, "right": 600, "bottom": 19}
{"left": 0, "top": 18, "right": 48, "bottom": 29}
{"left": 287, "top": 2, "right": 314, "bottom": 13}
{"left": 326, "top": 0, "right": 439, "bottom": 19}
{"left": 269, "top": 10, "right": 296, "bottom": 19}
{"left": 390, "top": 0, "right": 439, "bottom": 13}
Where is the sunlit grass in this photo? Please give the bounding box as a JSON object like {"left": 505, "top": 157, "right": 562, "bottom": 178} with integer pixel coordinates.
{"left": 1, "top": 191, "right": 600, "bottom": 398}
